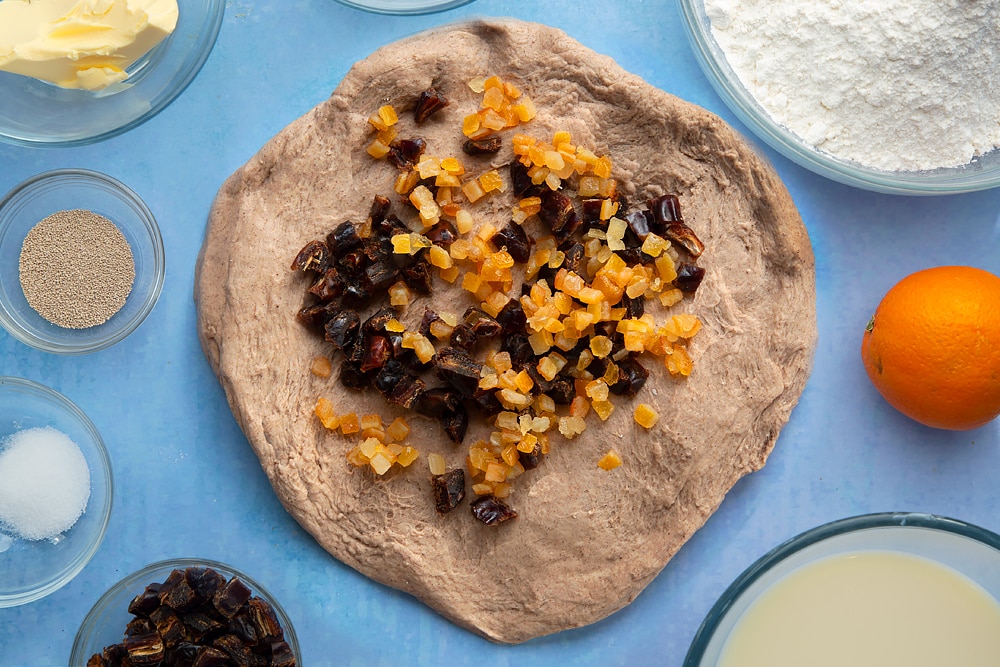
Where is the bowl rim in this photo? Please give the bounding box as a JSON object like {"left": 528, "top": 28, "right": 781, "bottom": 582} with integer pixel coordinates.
{"left": 332, "top": 0, "right": 475, "bottom": 15}
{"left": 69, "top": 557, "right": 302, "bottom": 666}
{"left": 0, "top": 0, "right": 225, "bottom": 149}
{"left": 675, "top": 0, "right": 1000, "bottom": 195}
{"left": 0, "top": 376, "right": 114, "bottom": 608}
{"left": 682, "top": 512, "right": 1000, "bottom": 666}
{"left": 0, "top": 168, "right": 165, "bottom": 355}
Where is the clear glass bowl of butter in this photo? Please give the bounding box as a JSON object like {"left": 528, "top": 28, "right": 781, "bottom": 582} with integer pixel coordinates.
{"left": 685, "top": 513, "right": 1000, "bottom": 667}
{"left": 0, "top": 0, "right": 224, "bottom": 147}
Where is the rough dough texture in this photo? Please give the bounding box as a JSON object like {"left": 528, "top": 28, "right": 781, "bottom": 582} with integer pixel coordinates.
{"left": 195, "top": 19, "right": 816, "bottom": 643}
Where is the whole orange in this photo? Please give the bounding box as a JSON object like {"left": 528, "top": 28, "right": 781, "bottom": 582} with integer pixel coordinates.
{"left": 861, "top": 265, "right": 1000, "bottom": 431}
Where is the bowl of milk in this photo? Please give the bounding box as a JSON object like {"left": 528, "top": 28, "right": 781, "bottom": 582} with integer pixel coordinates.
{"left": 685, "top": 513, "right": 1000, "bottom": 667}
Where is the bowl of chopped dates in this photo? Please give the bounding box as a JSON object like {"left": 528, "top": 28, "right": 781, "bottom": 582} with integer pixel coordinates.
{"left": 70, "top": 559, "right": 300, "bottom": 667}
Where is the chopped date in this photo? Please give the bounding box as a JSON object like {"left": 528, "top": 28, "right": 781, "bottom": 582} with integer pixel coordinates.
{"left": 610, "top": 356, "right": 649, "bottom": 397}
{"left": 431, "top": 468, "right": 467, "bottom": 513}
{"left": 191, "top": 646, "right": 229, "bottom": 667}
{"left": 463, "top": 136, "right": 502, "bottom": 155}
{"left": 665, "top": 222, "right": 705, "bottom": 258}
{"left": 538, "top": 189, "right": 578, "bottom": 235}
{"left": 326, "top": 220, "right": 362, "bottom": 256}
{"left": 360, "top": 334, "right": 392, "bottom": 373}
{"left": 247, "top": 597, "right": 285, "bottom": 643}
{"left": 464, "top": 307, "right": 502, "bottom": 338}
{"left": 449, "top": 322, "right": 477, "bottom": 349}
{"left": 413, "top": 87, "right": 449, "bottom": 123}
{"left": 290, "top": 240, "right": 329, "bottom": 273}
{"left": 324, "top": 309, "right": 360, "bottom": 352}
{"left": 495, "top": 299, "right": 527, "bottom": 335}
{"left": 648, "top": 194, "right": 683, "bottom": 225}
{"left": 212, "top": 577, "right": 253, "bottom": 619}
{"left": 675, "top": 262, "right": 706, "bottom": 293}
{"left": 471, "top": 495, "right": 518, "bottom": 525}
{"left": 509, "top": 160, "right": 539, "bottom": 198}
{"left": 307, "top": 267, "right": 342, "bottom": 302}
{"left": 434, "top": 346, "right": 484, "bottom": 398}
{"left": 387, "top": 137, "right": 426, "bottom": 169}
{"left": 490, "top": 221, "right": 531, "bottom": 263}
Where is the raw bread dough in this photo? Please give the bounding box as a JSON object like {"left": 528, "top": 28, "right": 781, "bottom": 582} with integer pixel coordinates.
{"left": 195, "top": 19, "right": 816, "bottom": 643}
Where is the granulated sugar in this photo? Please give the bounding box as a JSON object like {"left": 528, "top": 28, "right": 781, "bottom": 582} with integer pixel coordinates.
{"left": 705, "top": 0, "right": 1000, "bottom": 172}
{"left": 0, "top": 426, "right": 91, "bottom": 541}
{"left": 19, "top": 209, "right": 135, "bottom": 329}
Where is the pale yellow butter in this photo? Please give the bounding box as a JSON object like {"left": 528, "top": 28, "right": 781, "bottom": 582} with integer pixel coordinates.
{"left": 0, "top": 0, "right": 179, "bottom": 91}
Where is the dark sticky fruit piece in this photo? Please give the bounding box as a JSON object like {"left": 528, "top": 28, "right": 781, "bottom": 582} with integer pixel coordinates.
{"left": 665, "top": 222, "right": 705, "bottom": 258}
{"left": 127, "top": 583, "right": 163, "bottom": 617}
{"left": 213, "top": 576, "right": 253, "bottom": 619}
{"left": 463, "top": 136, "right": 502, "bottom": 155}
{"left": 425, "top": 221, "right": 459, "bottom": 247}
{"left": 159, "top": 569, "right": 198, "bottom": 612}
{"left": 491, "top": 221, "right": 532, "bottom": 263}
{"left": 538, "top": 190, "right": 577, "bottom": 235}
{"left": 509, "top": 160, "right": 539, "bottom": 198}
{"left": 610, "top": 356, "right": 649, "bottom": 397}
{"left": 191, "top": 646, "right": 230, "bottom": 667}
{"left": 495, "top": 299, "right": 527, "bottom": 335}
{"left": 387, "top": 138, "right": 426, "bottom": 169}
{"left": 324, "top": 309, "right": 360, "bottom": 353}
{"left": 414, "top": 88, "right": 449, "bottom": 123}
{"left": 213, "top": 634, "right": 267, "bottom": 667}
{"left": 124, "top": 624, "right": 165, "bottom": 667}
{"left": 401, "top": 259, "right": 433, "bottom": 294}
{"left": 431, "top": 468, "right": 466, "bottom": 513}
{"left": 449, "top": 323, "right": 477, "bottom": 349}
{"left": 326, "top": 221, "right": 362, "bottom": 256}
{"left": 648, "top": 194, "right": 683, "bottom": 226}
{"left": 368, "top": 194, "right": 391, "bottom": 228}
{"left": 290, "top": 240, "right": 329, "bottom": 273}
{"left": 434, "top": 347, "right": 483, "bottom": 398}
{"left": 519, "top": 442, "right": 543, "bottom": 470}
{"left": 675, "top": 262, "right": 706, "bottom": 293}
{"left": 271, "top": 640, "right": 298, "bottom": 667}
{"left": 247, "top": 597, "right": 284, "bottom": 644}
{"left": 471, "top": 495, "right": 518, "bottom": 525}
{"left": 180, "top": 611, "right": 222, "bottom": 642}
{"left": 387, "top": 373, "right": 427, "bottom": 409}
{"left": 150, "top": 605, "right": 185, "bottom": 648}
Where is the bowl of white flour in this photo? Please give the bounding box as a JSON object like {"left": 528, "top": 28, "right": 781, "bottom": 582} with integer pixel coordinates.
{"left": 678, "top": 0, "right": 1000, "bottom": 194}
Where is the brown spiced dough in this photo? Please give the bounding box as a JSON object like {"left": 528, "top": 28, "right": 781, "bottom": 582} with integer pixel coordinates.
{"left": 195, "top": 19, "right": 816, "bottom": 643}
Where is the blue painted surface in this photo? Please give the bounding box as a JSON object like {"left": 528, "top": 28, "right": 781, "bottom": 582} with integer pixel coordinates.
{"left": 1, "top": 1, "right": 999, "bottom": 665}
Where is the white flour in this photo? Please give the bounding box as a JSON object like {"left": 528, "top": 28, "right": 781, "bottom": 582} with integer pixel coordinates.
{"left": 704, "top": 0, "right": 1000, "bottom": 172}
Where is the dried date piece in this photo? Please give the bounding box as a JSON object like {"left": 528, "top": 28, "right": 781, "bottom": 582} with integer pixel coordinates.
{"left": 471, "top": 495, "right": 518, "bottom": 525}
{"left": 413, "top": 88, "right": 449, "bottom": 123}
{"left": 463, "top": 136, "right": 502, "bottom": 155}
{"left": 431, "top": 468, "right": 466, "bottom": 513}
{"left": 159, "top": 568, "right": 198, "bottom": 612}
{"left": 387, "top": 138, "right": 426, "bottom": 169}
{"left": 271, "top": 641, "right": 297, "bottom": 667}
{"left": 490, "top": 221, "right": 531, "bottom": 263}
{"left": 128, "top": 583, "right": 163, "bottom": 617}
{"left": 213, "top": 577, "right": 253, "bottom": 619}
{"left": 290, "top": 240, "right": 329, "bottom": 273}
{"left": 665, "top": 222, "right": 705, "bottom": 258}
{"left": 675, "top": 262, "right": 706, "bottom": 294}
{"left": 248, "top": 597, "right": 285, "bottom": 643}
{"left": 434, "top": 347, "right": 484, "bottom": 398}
{"left": 191, "top": 646, "right": 230, "bottom": 667}
{"left": 124, "top": 624, "right": 165, "bottom": 666}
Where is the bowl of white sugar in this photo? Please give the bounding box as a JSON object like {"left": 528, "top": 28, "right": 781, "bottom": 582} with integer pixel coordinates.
{"left": 678, "top": 0, "right": 1000, "bottom": 194}
{"left": 0, "top": 376, "right": 113, "bottom": 607}
{"left": 0, "top": 169, "right": 165, "bottom": 354}
{"left": 685, "top": 513, "right": 1000, "bottom": 667}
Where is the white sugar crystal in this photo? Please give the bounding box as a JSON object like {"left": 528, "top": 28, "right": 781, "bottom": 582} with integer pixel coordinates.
{"left": 0, "top": 426, "right": 91, "bottom": 541}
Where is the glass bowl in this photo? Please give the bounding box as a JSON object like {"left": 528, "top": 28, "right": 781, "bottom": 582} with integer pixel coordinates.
{"left": 70, "top": 558, "right": 302, "bottom": 666}
{"left": 0, "top": 0, "right": 224, "bottom": 148}
{"left": 685, "top": 512, "right": 1000, "bottom": 667}
{"left": 0, "top": 169, "right": 165, "bottom": 355}
{"left": 332, "top": 0, "right": 475, "bottom": 14}
{"left": 677, "top": 0, "right": 1000, "bottom": 195}
{"left": 0, "top": 377, "right": 113, "bottom": 608}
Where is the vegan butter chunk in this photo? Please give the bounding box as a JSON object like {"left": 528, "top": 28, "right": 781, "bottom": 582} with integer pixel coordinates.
{"left": 0, "top": 0, "right": 179, "bottom": 91}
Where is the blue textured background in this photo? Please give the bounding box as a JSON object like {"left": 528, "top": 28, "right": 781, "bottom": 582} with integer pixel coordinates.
{"left": 2, "top": 1, "right": 1000, "bottom": 665}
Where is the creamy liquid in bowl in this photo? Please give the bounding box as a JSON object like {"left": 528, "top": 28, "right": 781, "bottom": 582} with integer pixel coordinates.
{"left": 719, "top": 550, "right": 1000, "bottom": 667}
